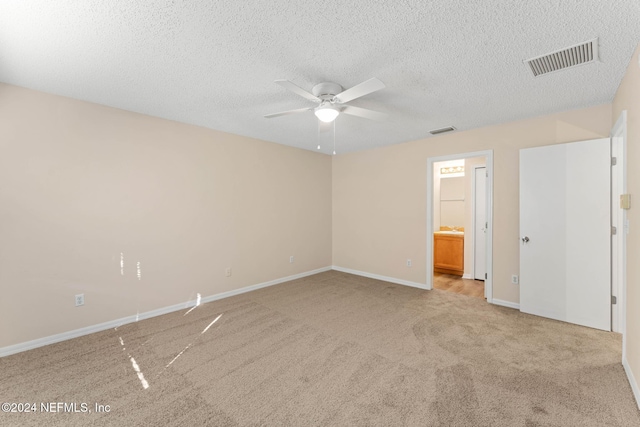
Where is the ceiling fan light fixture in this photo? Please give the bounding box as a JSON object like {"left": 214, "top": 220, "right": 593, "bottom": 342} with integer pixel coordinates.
{"left": 314, "top": 104, "right": 339, "bottom": 123}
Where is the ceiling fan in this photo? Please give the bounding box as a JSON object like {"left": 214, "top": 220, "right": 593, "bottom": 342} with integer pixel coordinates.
{"left": 265, "top": 78, "right": 387, "bottom": 123}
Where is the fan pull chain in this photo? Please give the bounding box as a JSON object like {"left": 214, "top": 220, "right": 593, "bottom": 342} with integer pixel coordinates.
{"left": 332, "top": 120, "right": 336, "bottom": 155}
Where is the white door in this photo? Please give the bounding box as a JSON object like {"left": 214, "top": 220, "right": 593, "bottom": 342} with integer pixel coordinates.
{"left": 520, "top": 138, "right": 610, "bottom": 331}
{"left": 473, "top": 167, "right": 486, "bottom": 281}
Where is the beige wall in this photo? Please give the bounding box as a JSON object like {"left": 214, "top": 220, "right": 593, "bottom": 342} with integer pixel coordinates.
{"left": 332, "top": 103, "right": 611, "bottom": 303}
{"left": 612, "top": 44, "right": 640, "bottom": 394}
{"left": 433, "top": 159, "right": 467, "bottom": 232}
{"left": 0, "top": 84, "right": 332, "bottom": 349}
{"left": 439, "top": 176, "right": 465, "bottom": 228}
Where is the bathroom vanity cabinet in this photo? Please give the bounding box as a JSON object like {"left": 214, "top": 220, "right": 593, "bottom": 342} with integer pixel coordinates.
{"left": 434, "top": 232, "right": 464, "bottom": 276}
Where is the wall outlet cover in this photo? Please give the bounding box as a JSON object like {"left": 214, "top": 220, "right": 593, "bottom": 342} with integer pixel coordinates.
{"left": 75, "top": 294, "right": 84, "bottom": 306}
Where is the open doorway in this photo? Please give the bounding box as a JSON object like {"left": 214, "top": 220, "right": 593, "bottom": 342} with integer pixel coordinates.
{"left": 426, "top": 150, "right": 493, "bottom": 302}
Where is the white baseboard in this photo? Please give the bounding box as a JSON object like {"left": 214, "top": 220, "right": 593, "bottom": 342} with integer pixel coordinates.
{"left": 462, "top": 274, "right": 473, "bottom": 279}
{"left": 623, "top": 356, "right": 640, "bottom": 410}
{"left": 331, "top": 266, "right": 428, "bottom": 290}
{"left": 491, "top": 298, "right": 520, "bottom": 310}
{"left": 198, "top": 266, "right": 332, "bottom": 305}
{"left": 0, "top": 266, "right": 332, "bottom": 358}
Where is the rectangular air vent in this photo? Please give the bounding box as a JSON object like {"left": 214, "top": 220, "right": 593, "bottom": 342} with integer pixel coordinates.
{"left": 429, "top": 126, "right": 456, "bottom": 135}
{"left": 525, "top": 38, "right": 598, "bottom": 77}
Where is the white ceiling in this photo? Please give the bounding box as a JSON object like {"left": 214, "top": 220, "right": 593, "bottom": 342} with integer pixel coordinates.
{"left": 1, "top": 1, "right": 638, "bottom": 154}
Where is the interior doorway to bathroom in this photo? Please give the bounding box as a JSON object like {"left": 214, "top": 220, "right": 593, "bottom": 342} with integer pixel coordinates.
{"left": 426, "top": 151, "right": 493, "bottom": 302}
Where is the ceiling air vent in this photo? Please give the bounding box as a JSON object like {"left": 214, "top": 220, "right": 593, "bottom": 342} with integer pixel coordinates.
{"left": 429, "top": 126, "right": 456, "bottom": 135}
{"left": 525, "top": 38, "right": 599, "bottom": 77}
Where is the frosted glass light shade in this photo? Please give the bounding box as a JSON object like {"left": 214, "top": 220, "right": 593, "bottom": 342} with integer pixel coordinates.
{"left": 315, "top": 105, "right": 339, "bottom": 122}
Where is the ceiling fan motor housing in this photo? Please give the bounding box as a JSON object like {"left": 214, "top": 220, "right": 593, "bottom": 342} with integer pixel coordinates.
{"left": 312, "top": 82, "right": 343, "bottom": 101}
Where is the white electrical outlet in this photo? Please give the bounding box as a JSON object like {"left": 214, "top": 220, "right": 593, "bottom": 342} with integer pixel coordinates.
{"left": 511, "top": 275, "right": 519, "bottom": 285}
{"left": 407, "top": 259, "right": 412, "bottom": 267}
{"left": 289, "top": 256, "right": 294, "bottom": 264}
{"left": 75, "top": 294, "right": 84, "bottom": 307}
{"left": 225, "top": 267, "right": 232, "bottom": 277}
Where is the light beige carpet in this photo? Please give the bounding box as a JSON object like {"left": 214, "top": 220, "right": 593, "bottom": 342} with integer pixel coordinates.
{"left": 1, "top": 271, "right": 638, "bottom": 426}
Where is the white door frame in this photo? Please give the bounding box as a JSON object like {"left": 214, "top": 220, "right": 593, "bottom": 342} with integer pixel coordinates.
{"left": 472, "top": 164, "right": 487, "bottom": 282}
{"left": 611, "top": 111, "right": 627, "bottom": 338}
{"left": 426, "top": 150, "right": 494, "bottom": 302}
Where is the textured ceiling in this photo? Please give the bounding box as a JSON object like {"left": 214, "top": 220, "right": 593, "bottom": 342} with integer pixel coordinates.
{"left": 1, "top": 1, "right": 639, "bottom": 154}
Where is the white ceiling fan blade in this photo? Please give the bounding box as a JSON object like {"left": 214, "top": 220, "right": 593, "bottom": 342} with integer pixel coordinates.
{"left": 334, "top": 78, "right": 385, "bottom": 103}
{"left": 275, "top": 80, "right": 321, "bottom": 102}
{"left": 341, "top": 105, "right": 387, "bottom": 121}
{"left": 264, "top": 107, "right": 312, "bottom": 118}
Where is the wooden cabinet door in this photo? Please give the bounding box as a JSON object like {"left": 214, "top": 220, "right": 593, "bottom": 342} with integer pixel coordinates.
{"left": 434, "top": 234, "right": 464, "bottom": 275}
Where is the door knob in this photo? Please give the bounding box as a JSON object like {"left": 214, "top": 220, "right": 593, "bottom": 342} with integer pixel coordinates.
{"left": 521, "top": 236, "right": 530, "bottom": 243}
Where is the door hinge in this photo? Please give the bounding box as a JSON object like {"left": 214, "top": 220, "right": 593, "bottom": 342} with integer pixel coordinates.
{"left": 485, "top": 273, "right": 487, "bottom": 280}
{"left": 612, "top": 157, "right": 617, "bottom": 166}
{"left": 486, "top": 171, "right": 488, "bottom": 177}
{"left": 612, "top": 226, "right": 617, "bottom": 235}
{"left": 612, "top": 295, "right": 617, "bottom": 305}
